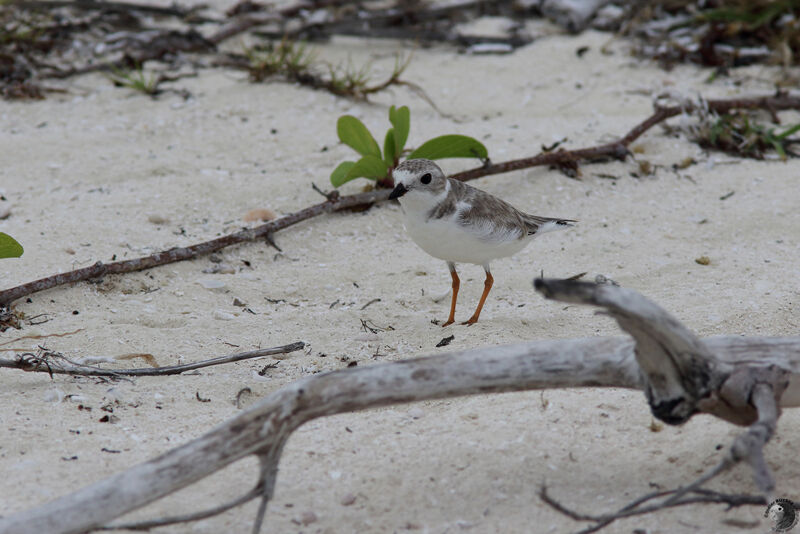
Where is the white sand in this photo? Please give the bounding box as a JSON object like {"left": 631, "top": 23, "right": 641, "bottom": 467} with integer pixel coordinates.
{"left": 2, "top": 22, "right": 800, "bottom": 534}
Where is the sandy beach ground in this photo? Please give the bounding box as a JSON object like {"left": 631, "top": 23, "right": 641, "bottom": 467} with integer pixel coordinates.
{"left": 1, "top": 11, "right": 800, "bottom": 534}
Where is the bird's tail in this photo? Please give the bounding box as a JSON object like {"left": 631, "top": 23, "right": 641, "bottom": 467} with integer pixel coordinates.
{"left": 523, "top": 214, "right": 576, "bottom": 236}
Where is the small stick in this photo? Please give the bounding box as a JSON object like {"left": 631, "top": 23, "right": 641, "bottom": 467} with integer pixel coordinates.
{"left": 0, "top": 342, "right": 304, "bottom": 377}
{"left": 359, "top": 298, "right": 381, "bottom": 310}
{"left": 0, "top": 328, "right": 83, "bottom": 348}
{"left": 10, "top": 0, "right": 209, "bottom": 18}
{"left": 98, "top": 483, "right": 264, "bottom": 531}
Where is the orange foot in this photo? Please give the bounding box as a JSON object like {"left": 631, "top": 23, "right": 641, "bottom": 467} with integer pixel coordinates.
{"left": 442, "top": 319, "right": 455, "bottom": 327}
{"left": 461, "top": 318, "right": 478, "bottom": 326}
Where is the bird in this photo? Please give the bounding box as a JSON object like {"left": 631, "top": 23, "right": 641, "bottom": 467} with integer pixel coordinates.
{"left": 389, "top": 158, "right": 575, "bottom": 326}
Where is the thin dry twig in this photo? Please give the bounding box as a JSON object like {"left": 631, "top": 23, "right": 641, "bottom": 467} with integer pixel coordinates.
{"left": 539, "top": 485, "right": 764, "bottom": 534}
{"left": 0, "top": 328, "right": 83, "bottom": 349}
{"left": 448, "top": 92, "right": 800, "bottom": 181}
{"left": 98, "top": 483, "right": 264, "bottom": 531}
{"left": 0, "top": 342, "right": 304, "bottom": 376}
{"left": 10, "top": 0, "right": 209, "bottom": 19}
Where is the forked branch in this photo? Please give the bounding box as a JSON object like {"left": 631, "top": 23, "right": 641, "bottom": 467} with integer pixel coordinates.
{"left": 534, "top": 278, "right": 790, "bottom": 532}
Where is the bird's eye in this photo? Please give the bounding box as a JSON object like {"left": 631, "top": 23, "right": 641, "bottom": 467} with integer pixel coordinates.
{"left": 420, "top": 173, "right": 432, "bottom": 184}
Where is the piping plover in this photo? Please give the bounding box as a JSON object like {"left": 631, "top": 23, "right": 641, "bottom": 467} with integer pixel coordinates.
{"left": 389, "top": 159, "right": 575, "bottom": 326}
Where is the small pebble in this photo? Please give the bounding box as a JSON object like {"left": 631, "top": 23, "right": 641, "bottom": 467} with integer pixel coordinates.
{"left": 105, "top": 387, "right": 125, "bottom": 402}
{"left": 64, "top": 247, "right": 76, "bottom": 255}
{"left": 44, "top": 388, "right": 66, "bottom": 403}
{"left": 695, "top": 256, "right": 711, "bottom": 265}
{"left": 147, "top": 214, "right": 169, "bottom": 225}
{"left": 293, "top": 511, "right": 317, "bottom": 526}
{"left": 213, "top": 309, "right": 235, "bottom": 321}
{"left": 215, "top": 263, "right": 236, "bottom": 274}
{"left": 232, "top": 297, "right": 247, "bottom": 307}
{"left": 467, "top": 42, "right": 513, "bottom": 54}
{"left": 340, "top": 493, "right": 356, "bottom": 506}
{"left": 197, "top": 279, "right": 226, "bottom": 289}
{"left": 0, "top": 204, "right": 11, "bottom": 219}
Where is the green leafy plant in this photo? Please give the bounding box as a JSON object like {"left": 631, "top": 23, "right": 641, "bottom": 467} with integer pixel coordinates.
{"left": 703, "top": 112, "right": 800, "bottom": 160}
{"left": 0, "top": 232, "right": 23, "bottom": 259}
{"left": 330, "top": 105, "right": 488, "bottom": 187}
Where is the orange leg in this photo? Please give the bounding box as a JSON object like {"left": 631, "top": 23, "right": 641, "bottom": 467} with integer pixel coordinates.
{"left": 442, "top": 263, "right": 460, "bottom": 327}
{"left": 462, "top": 270, "right": 493, "bottom": 325}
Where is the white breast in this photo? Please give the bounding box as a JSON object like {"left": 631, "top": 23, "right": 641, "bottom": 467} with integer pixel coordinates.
{"left": 398, "top": 191, "right": 531, "bottom": 266}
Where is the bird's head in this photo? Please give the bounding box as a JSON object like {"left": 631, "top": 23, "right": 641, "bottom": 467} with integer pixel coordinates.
{"left": 389, "top": 159, "right": 447, "bottom": 201}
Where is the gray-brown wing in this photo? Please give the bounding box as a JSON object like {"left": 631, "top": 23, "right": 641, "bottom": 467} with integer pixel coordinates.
{"left": 451, "top": 181, "right": 528, "bottom": 243}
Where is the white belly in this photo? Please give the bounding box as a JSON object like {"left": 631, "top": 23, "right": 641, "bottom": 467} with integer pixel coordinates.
{"left": 403, "top": 211, "right": 530, "bottom": 266}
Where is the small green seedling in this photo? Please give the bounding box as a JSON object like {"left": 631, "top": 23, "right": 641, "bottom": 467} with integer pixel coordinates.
{"left": 245, "top": 39, "right": 316, "bottom": 82}
{"left": 330, "top": 105, "right": 488, "bottom": 188}
{"left": 107, "top": 66, "right": 160, "bottom": 96}
{"left": 0, "top": 232, "right": 23, "bottom": 259}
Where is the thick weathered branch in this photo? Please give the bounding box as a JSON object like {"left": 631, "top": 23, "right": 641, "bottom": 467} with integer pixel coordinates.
{"left": 534, "top": 278, "right": 791, "bottom": 532}
{"left": 1, "top": 327, "right": 798, "bottom": 534}
{"left": 534, "top": 278, "right": 792, "bottom": 426}
{"left": 3, "top": 92, "right": 799, "bottom": 307}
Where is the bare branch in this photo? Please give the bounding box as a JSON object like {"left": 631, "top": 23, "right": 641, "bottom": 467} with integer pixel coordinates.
{"left": 540, "top": 485, "right": 764, "bottom": 534}
{"left": 0, "top": 342, "right": 305, "bottom": 377}
{"left": 533, "top": 278, "right": 791, "bottom": 533}
{"left": 449, "top": 92, "right": 800, "bottom": 182}
{"left": 3, "top": 92, "right": 799, "bottom": 307}
{"left": 99, "top": 483, "right": 264, "bottom": 531}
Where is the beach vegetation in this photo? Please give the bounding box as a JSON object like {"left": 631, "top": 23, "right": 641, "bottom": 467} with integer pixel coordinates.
{"left": 330, "top": 105, "right": 488, "bottom": 187}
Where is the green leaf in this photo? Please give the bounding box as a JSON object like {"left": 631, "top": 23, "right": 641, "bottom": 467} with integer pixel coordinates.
{"left": 337, "top": 115, "right": 381, "bottom": 158}
{"left": 384, "top": 129, "right": 396, "bottom": 167}
{"left": 407, "top": 135, "right": 488, "bottom": 160}
{"left": 330, "top": 161, "right": 357, "bottom": 187}
{"left": 345, "top": 155, "right": 388, "bottom": 181}
{"left": 389, "top": 105, "right": 410, "bottom": 155}
{"left": 0, "top": 232, "right": 23, "bottom": 259}
{"left": 775, "top": 122, "right": 800, "bottom": 140}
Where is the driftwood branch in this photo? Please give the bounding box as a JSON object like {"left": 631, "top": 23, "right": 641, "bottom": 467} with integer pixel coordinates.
{"left": 1, "top": 280, "right": 799, "bottom": 534}
{"left": 0, "top": 342, "right": 304, "bottom": 377}
{"left": 3, "top": 92, "right": 799, "bottom": 308}
{"left": 533, "top": 278, "right": 791, "bottom": 532}
{"left": 448, "top": 92, "right": 800, "bottom": 181}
